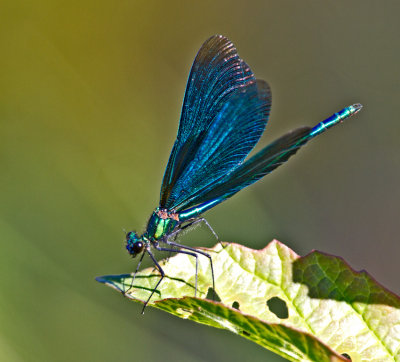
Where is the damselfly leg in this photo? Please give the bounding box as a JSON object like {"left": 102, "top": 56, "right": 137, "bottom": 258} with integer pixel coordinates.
{"left": 165, "top": 240, "right": 216, "bottom": 300}
{"left": 124, "top": 251, "right": 145, "bottom": 295}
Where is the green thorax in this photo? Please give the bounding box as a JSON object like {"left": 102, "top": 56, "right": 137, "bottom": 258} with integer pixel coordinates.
{"left": 145, "top": 208, "right": 179, "bottom": 241}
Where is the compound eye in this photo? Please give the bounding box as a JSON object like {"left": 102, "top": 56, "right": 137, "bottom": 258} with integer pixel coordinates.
{"left": 126, "top": 231, "right": 133, "bottom": 240}
{"left": 133, "top": 241, "right": 144, "bottom": 254}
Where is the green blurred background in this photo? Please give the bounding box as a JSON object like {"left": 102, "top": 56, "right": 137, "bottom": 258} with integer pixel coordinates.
{"left": 1, "top": 1, "right": 399, "bottom": 361}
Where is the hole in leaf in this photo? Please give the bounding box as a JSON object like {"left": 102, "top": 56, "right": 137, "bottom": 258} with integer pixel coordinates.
{"left": 242, "top": 330, "right": 250, "bottom": 336}
{"left": 266, "top": 296, "right": 288, "bottom": 319}
{"left": 341, "top": 353, "right": 351, "bottom": 360}
{"left": 232, "top": 301, "right": 240, "bottom": 310}
{"left": 206, "top": 287, "right": 221, "bottom": 302}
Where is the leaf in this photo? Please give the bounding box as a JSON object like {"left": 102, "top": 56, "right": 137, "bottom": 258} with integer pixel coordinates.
{"left": 96, "top": 241, "right": 400, "bottom": 361}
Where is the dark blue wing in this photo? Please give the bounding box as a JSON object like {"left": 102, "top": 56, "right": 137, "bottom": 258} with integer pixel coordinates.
{"left": 167, "top": 80, "right": 271, "bottom": 211}
{"left": 178, "top": 127, "right": 312, "bottom": 211}
{"left": 177, "top": 104, "right": 362, "bottom": 216}
{"left": 160, "top": 35, "right": 271, "bottom": 210}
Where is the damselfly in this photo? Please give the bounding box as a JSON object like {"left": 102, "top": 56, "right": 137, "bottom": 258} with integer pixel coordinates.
{"left": 125, "top": 35, "right": 362, "bottom": 313}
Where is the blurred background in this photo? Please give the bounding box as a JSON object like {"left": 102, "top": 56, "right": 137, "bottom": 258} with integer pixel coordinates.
{"left": 1, "top": 1, "right": 399, "bottom": 361}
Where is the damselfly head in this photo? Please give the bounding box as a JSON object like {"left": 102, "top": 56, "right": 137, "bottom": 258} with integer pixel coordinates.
{"left": 126, "top": 231, "right": 144, "bottom": 257}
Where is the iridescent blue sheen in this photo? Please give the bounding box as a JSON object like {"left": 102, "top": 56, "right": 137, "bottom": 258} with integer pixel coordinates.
{"left": 123, "top": 35, "right": 362, "bottom": 312}
{"left": 309, "top": 104, "right": 362, "bottom": 138}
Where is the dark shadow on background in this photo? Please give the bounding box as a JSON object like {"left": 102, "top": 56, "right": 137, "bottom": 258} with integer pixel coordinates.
{"left": 292, "top": 251, "right": 400, "bottom": 308}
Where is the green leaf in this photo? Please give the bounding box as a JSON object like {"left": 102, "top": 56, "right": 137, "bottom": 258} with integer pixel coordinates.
{"left": 97, "top": 241, "right": 400, "bottom": 361}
